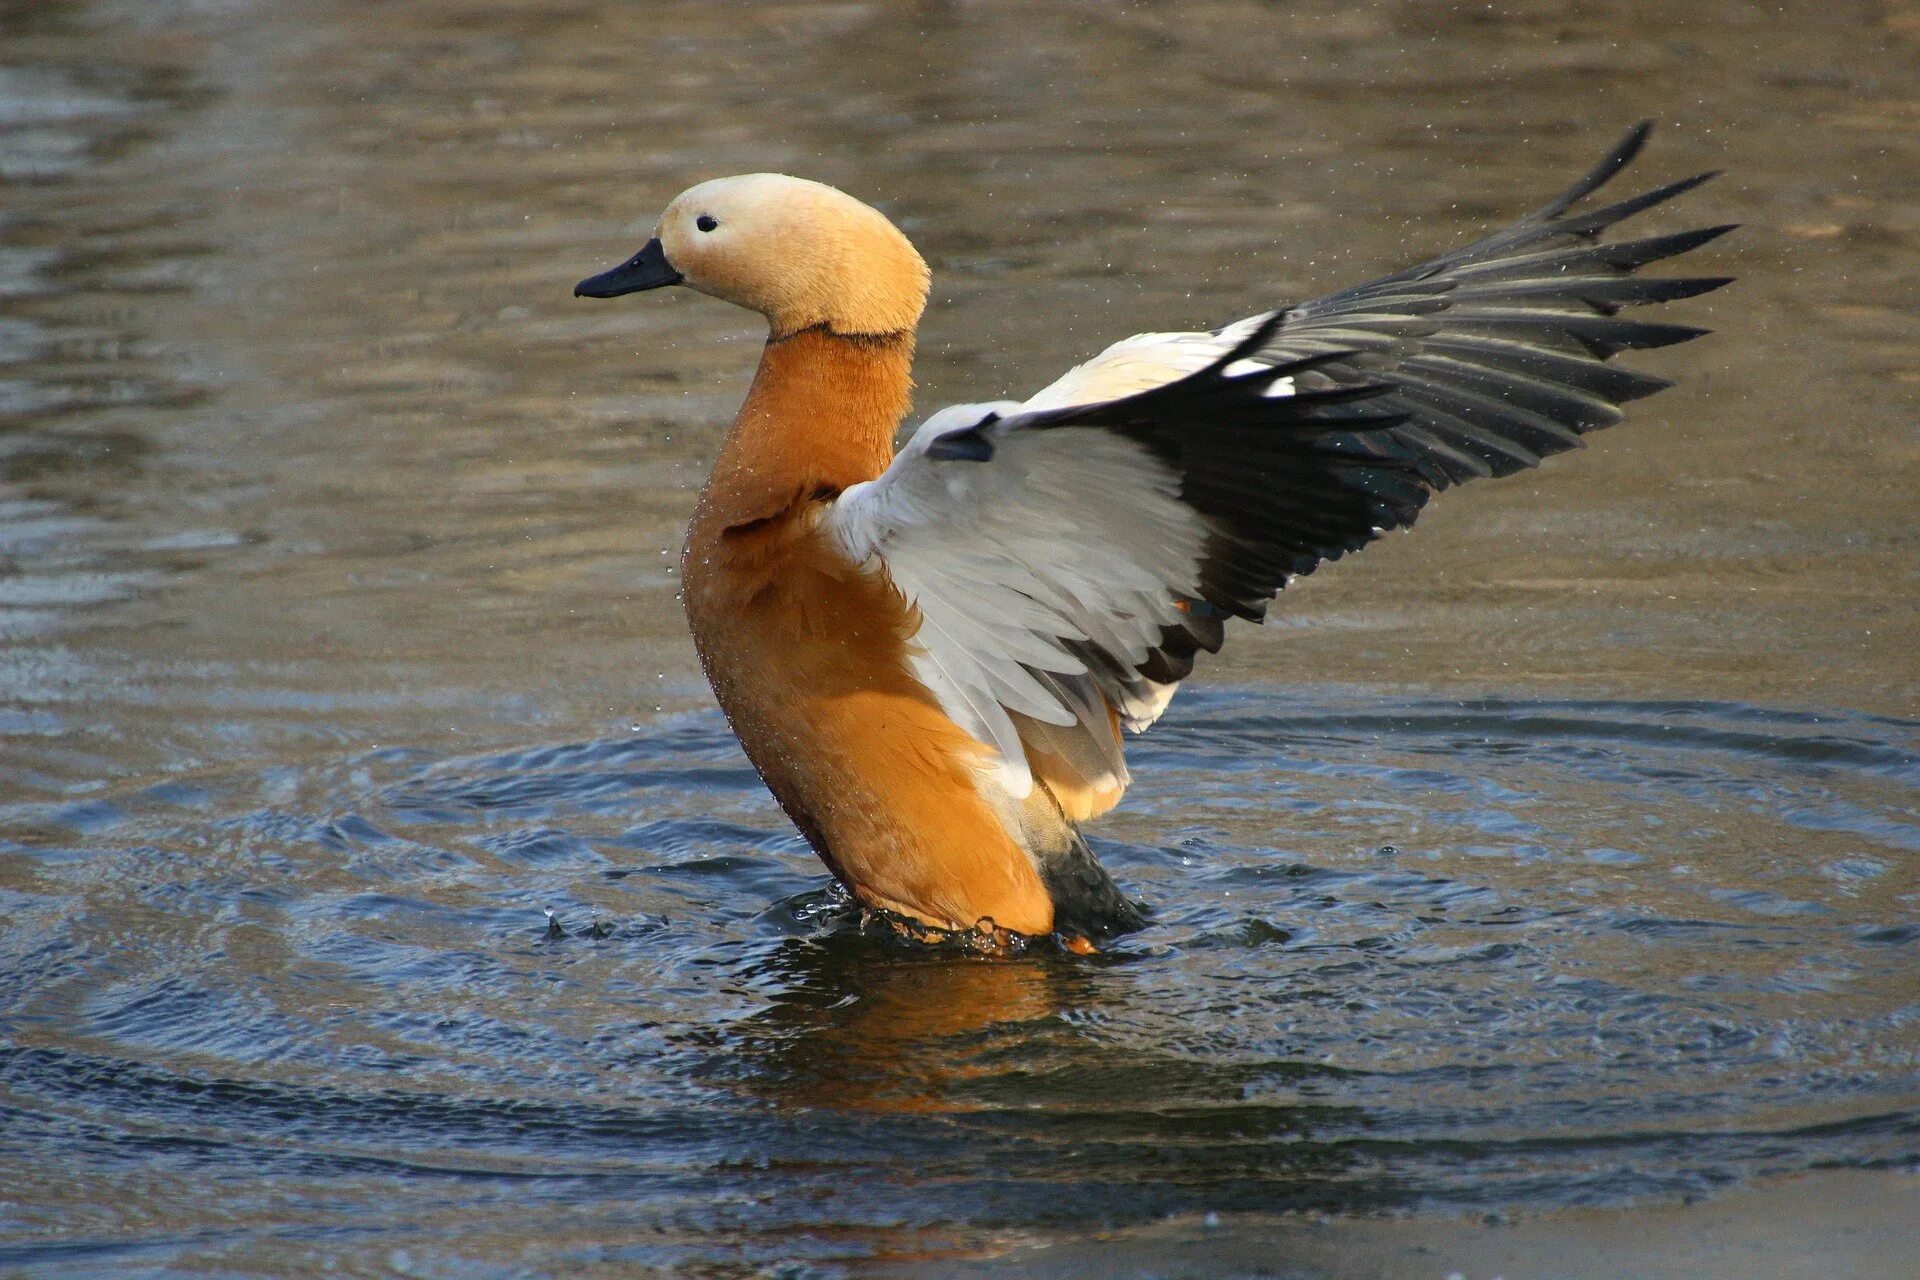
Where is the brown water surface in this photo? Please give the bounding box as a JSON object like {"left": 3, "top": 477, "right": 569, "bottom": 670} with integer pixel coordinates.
{"left": 2, "top": 1, "right": 1917, "bottom": 1276}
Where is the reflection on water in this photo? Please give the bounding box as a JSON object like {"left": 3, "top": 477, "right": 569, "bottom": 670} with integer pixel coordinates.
{"left": 1, "top": 0, "right": 1918, "bottom": 1274}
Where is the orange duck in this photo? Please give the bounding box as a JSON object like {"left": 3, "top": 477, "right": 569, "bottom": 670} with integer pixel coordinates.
{"left": 574, "top": 122, "right": 1731, "bottom": 950}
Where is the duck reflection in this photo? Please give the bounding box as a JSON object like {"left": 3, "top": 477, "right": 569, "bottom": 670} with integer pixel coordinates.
{"left": 695, "top": 923, "right": 1383, "bottom": 1218}
{"left": 714, "top": 929, "right": 1093, "bottom": 1113}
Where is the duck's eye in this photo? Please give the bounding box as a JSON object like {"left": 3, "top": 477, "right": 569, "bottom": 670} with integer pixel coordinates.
{"left": 696, "top": 214, "right": 718, "bottom": 233}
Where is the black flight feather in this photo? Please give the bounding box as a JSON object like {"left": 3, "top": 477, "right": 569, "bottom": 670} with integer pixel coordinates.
{"left": 947, "top": 121, "right": 1732, "bottom": 710}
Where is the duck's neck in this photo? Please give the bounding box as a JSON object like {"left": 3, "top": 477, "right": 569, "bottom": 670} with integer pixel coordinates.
{"left": 695, "top": 326, "right": 915, "bottom": 532}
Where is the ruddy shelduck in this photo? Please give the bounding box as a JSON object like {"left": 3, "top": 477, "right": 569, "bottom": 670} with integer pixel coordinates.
{"left": 574, "top": 122, "right": 1732, "bottom": 950}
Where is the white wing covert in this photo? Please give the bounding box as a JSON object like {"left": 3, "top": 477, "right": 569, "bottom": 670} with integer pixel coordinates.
{"left": 830, "top": 402, "right": 1207, "bottom": 797}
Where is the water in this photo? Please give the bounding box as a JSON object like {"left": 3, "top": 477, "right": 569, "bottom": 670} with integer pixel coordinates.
{"left": 2, "top": 1, "right": 1918, "bottom": 1276}
{"left": 5, "top": 694, "right": 1918, "bottom": 1274}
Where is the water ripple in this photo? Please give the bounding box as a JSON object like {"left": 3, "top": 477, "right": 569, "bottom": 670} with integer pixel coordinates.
{"left": 4, "top": 692, "right": 1916, "bottom": 1276}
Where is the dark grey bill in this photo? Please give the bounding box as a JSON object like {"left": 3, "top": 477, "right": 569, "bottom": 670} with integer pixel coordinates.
{"left": 573, "top": 237, "right": 682, "bottom": 297}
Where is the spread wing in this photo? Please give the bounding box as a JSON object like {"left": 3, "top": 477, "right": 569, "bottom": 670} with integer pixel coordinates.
{"left": 825, "top": 121, "right": 1733, "bottom": 802}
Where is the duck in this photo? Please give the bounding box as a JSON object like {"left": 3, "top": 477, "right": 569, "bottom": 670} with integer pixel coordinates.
{"left": 573, "top": 121, "right": 1732, "bottom": 952}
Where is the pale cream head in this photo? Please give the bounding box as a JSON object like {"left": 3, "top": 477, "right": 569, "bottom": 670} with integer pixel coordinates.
{"left": 651, "top": 174, "right": 930, "bottom": 338}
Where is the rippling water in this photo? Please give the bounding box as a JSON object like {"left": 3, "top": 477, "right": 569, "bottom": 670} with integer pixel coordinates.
{"left": 3, "top": 0, "right": 1918, "bottom": 1275}
{"left": 6, "top": 694, "right": 1919, "bottom": 1274}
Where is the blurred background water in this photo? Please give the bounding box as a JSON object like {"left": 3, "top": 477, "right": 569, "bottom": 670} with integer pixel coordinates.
{"left": 1, "top": 1, "right": 1916, "bottom": 1276}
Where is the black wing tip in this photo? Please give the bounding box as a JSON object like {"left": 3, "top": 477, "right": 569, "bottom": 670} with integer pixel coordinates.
{"left": 1648, "top": 222, "right": 1742, "bottom": 256}
{"left": 1527, "top": 120, "right": 1734, "bottom": 244}
{"left": 1528, "top": 118, "right": 1658, "bottom": 222}
{"left": 1616, "top": 320, "right": 1715, "bottom": 352}
{"left": 1671, "top": 274, "right": 1737, "bottom": 298}
{"left": 1646, "top": 168, "right": 1724, "bottom": 208}
{"left": 1583, "top": 118, "right": 1658, "bottom": 191}
{"left": 1613, "top": 371, "right": 1677, "bottom": 403}
{"left": 1558, "top": 169, "right": 1723, "bottom": 237}
{"left": 1694, "top": 220, "right": 1742, "bottom": 237}
{"left": 1603, "top": 118, "right": 1658, "bottom": 180}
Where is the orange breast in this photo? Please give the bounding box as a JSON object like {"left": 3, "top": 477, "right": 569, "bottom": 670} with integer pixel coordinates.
{"left": 682, "top": 510, "right": 1054, "bottom": 936}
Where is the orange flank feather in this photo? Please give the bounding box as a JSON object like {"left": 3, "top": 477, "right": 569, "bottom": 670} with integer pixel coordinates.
{"left": 1013, "top": 711, "right": 1128, "bottom": 825}
{"left": 681, "top": 329, "right": 1056, "bottom": 936}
